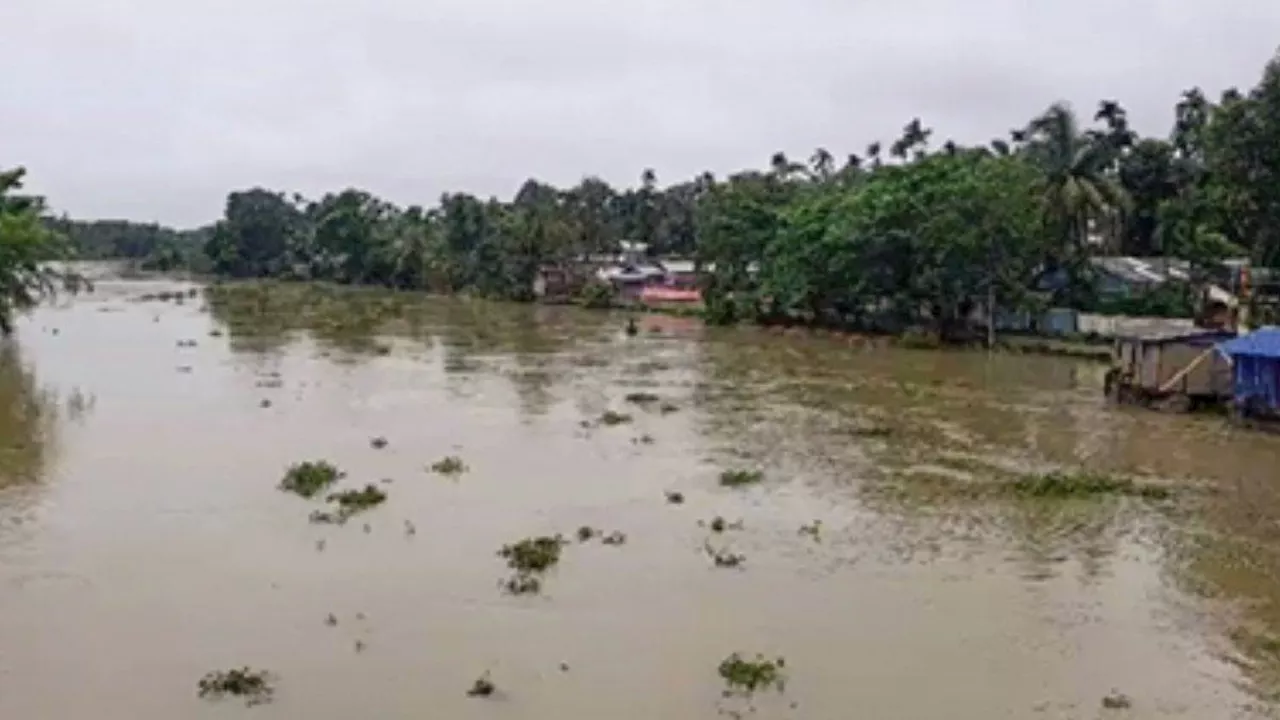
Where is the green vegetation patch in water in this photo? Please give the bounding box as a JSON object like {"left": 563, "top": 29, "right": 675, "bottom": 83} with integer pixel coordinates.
{"left": 719, "top": 469, "right": 764, "bottom": 488}
{"left": 499, "top": 535, "right": 567, "bottom": 573}
{"left": 718, "top": 653, "right": 786, "bottom": 695}
{"left": 1009, "top": 471, "right": 1171, "bottom": 500}
{"left": 624, "top": 391, "right": 662, "bottom": 405}
{"left": 430, "top": 455, "right": 468, "bottom": 475}
{"left": 599, "top": 410, "right": 633, "bottom": 426}
{"left": 279, "top": 460, "right": 344, "bottom": 498}
{"left": 197, "top": 667, "right": 275, "bottom": 706}
{"left": 498, "top": 535, "right": 569, "bottom": 595}
{"left": 326, "top": 483, "right": 388, "bottom": 514}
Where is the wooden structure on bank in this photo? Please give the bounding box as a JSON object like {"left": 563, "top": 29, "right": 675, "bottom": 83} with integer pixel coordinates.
{"left": 1104, "top": 327, "right": 1237, "bottom": 411}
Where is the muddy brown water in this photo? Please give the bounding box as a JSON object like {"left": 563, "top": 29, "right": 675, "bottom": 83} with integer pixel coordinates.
{"left": 4, "top": 274, "right": 1280, "bottom": 719}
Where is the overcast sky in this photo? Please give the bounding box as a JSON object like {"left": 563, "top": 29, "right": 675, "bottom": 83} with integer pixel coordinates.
{"left": 2, "top": 0, "right": 1277, "bottom": 227}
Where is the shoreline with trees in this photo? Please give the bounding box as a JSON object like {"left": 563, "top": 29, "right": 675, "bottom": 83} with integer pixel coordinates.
{"left": 4, "top": 51, "right": 1278, "bottom": 342}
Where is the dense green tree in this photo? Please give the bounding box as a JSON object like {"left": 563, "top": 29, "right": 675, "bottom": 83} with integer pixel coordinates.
{"left": 1117, "top": 138, "right": 1178, "bottom": 255}
{"left": 0, "top": 167, "right": 82, "bottom": 335}
{"left": 204, "top": 188, "right": 305, "bottom": 278}
{"left": 1200, "top": 56, "right": 1280, "bottom": 266}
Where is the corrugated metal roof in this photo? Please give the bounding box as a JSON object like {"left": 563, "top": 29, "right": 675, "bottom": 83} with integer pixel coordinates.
{"left": 1219, "top": 327, "right": 1280, "bottom": 359}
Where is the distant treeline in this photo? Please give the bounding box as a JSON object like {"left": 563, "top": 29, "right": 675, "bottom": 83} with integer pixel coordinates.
{"left": 46, "top": 218, "right": 213, "bottom": 271}
{"left": 12, "top": 50, "right": 1280, "bottom": 338}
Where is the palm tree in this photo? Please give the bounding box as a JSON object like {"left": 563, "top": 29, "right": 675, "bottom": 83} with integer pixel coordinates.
{"left": 890, "top": 118, "right": 933, "bottom": 160}
{"left": 809, "top": 148, "right": 834, "bottom": 181}
{"left": 1024, "top": 103, "right": 1131, "bottom": 276}
{"left": 866, "top": 142, "right": 882, "bottom": 169}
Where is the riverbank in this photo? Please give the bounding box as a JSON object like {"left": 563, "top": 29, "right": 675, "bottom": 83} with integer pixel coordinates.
{"left": 196, "top": 276, "right": 1119, "bottom": 364}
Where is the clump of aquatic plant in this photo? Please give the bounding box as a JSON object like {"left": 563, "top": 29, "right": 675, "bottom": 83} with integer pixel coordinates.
{"left": 1009, "top": 471, "right": 1170, "bottom": 500}
{"left": 624, "top": 391, "right": 661, "bottom": 405}
{"left": 502, "top": 573, "right": 542, "bottom": 595}
{"left": 309, "top": 509, "right": 347, "bottom": 525}
{"left": 665, "top": 490, "right": 685, "bottom": 505}
{"left": 467, "top": 672, "right": 496, "bottom": 698}
{"left": 576, "top": 525, "right": 598, "bottom": 542}
{"left": 499, "top": 535, "right": 568, "bottom": 596}
{"left": 599, "top": 410, "right": 633, "bottom": 426}
{"left": 499, "top": 535, "right": 566, "bottom": 573}
{"left": 326, "top": 484, "right": 388, "bottom": 514}
{"left": 705, "top": 516, "right": 744, "bottom": 533}
{"left": 197, "top": 667, "right": 275, "bottom": 706}
{"left": 1102, "top": 690, "right": 1132, "bottom": 709}
{"left": 717, "top": 653, "right": 786, "bottom": 695}
{"left": 279, "top": 461, "right": 343, "bottom": 498}
{"left": 705, "top": 542, "right": 745, "bottom": 569}
{"left": 719, "top": 469, "right": 764, "bottom": 488}
{"left": 430, "top": 455, "right": 468, "bottom": 475}
{"left": 798, "top": 520, "right": 822, "bottom": 540}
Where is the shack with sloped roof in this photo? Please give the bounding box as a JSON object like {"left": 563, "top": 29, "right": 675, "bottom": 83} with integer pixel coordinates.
{"left": 1104, "top": 325, "right": 1236, "bottom": 411}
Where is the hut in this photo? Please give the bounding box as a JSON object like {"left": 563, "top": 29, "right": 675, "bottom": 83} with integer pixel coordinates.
{"left": 1217, "top": 327, "right": 1280, "bottom": 422}
{"left": 1104, "top": 325, "right": 1236, "bottom": 411}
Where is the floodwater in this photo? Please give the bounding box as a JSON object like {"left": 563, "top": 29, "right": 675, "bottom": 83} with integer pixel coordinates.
{"left": 4, "top": 275, "right": 1280, "bottom": 719}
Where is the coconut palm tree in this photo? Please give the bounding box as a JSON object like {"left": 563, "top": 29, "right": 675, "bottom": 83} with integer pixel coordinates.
{"left": 1024, "top": 103, "right": 1130, "bottom": 270}
{"left": 809, "top": 148, "right": 834, "bottom": 181}
{"left": 865, "top": 142, "right": 882, "bottom": 169}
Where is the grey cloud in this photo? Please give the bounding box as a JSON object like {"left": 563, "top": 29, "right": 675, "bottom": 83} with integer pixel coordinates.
{"left": 2, "top": 0, "right": 1277, "bottom": 225}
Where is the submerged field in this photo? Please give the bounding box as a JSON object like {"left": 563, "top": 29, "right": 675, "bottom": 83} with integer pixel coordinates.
{"left": 4, "top": 276, "right": 1280, "bottom": 719}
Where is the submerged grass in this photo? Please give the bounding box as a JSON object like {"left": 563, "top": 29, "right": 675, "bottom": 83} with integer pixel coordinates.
{"left": 719, "top": 469, "right": 764, "bottom": 488}
{"left": 1009, "top": 471, "right": 1172, "bottom": 500}
{"left": 279, "top": 461, "right": 343, "bottom": 498}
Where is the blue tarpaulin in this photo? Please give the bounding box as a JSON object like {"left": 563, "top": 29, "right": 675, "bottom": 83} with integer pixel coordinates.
{"left": 1219, "top": 327, "right": 1280, "bottom": 412}
{"left": 1219, "top": 327, "right": 1280, "bottom": 359}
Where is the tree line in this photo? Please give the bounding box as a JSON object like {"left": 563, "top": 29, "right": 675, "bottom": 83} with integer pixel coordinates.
{"left": 47, "top": 218, "right": 213, "bottom": 271}
{"left": 3, "top": 51, "right": 1278, "bottom": 336}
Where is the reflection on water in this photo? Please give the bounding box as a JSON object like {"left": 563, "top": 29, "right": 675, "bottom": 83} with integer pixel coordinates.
{"left": 4, "top": 278, "right": 1280, "bottom": 719}
{"left": 0, "top": 341, "right": 57, "bottom": 490}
